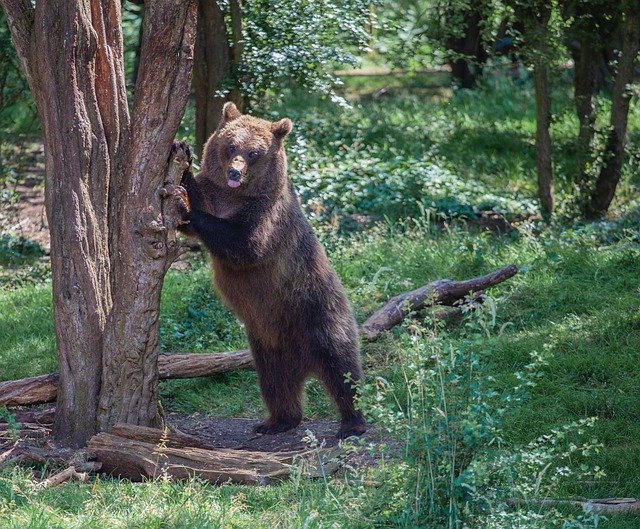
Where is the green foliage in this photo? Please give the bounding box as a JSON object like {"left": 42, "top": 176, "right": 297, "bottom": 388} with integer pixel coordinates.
{"left": 238, "top": 0, "right": 374, "bottom": 106}
{"left": 0, "top": 13, "right": 38, "bottom": 137}
{"left": 357, "top": 306, "right": 603, "bottom": 528}
{"left": 296, "top": 153, "right": 536, "bottom": 220}
{"left": 0, "top": 234, "right": 49, "bottom": 288}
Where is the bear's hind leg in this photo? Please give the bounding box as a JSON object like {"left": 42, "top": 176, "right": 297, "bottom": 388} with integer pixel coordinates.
{"left": 250, "top": 337, "right": 304, "bottom": 435}
{"left": 315, "top": 344, "right": 367, "bottom": 439}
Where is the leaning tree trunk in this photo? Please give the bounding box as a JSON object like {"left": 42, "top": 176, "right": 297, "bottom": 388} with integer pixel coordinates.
{"left": 585, "top": 6, "right": 640, "bottom": 219}
{"left": 0, "top": 0, "right": 197, "bottom": 447}
{"left": 194, "top": 0, "right": 232, "bottom": 156}
{"left": 533, "top": 60, "right": 554, "bottom": 218}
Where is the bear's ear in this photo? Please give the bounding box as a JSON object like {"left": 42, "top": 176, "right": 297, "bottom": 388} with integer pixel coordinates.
{"left": 222, "top": 102, "right": 241, "bottom": 123}
{"left": 271, "top": 118, "right": 293, "bottom": 140}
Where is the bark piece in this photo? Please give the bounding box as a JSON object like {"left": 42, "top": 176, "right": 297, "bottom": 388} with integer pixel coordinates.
{"left": 0, "top": 423, "right": 51, "bottom": 441}
{"left": 111, "top": 423, "right": 221, "bottom": 450}
{"left": 359, "top": 264, "right": 517, "bottom": 341}
{"left": 0, "top": 408, "right": 56, "bottom": 425}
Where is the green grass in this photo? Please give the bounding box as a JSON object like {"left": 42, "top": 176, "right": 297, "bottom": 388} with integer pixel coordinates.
{"left": 1, "top": 74, "right": 640, "bottom": 527}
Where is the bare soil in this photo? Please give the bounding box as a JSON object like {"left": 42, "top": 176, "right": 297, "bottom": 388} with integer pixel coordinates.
{"left": 169, "top": 412, "right": 384, "bottom": 454}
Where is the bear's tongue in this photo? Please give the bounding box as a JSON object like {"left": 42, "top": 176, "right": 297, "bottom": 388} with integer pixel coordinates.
{"left": 227, "top": 179, "right": 241, "bottom": 188}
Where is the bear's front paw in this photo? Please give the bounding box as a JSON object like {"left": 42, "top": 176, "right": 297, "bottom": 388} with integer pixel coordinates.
{"left": 160, "top": 184, "right": 190, "bottom": 222}
{"left": 170, "top": 140, "right": 193, "bottom": 169}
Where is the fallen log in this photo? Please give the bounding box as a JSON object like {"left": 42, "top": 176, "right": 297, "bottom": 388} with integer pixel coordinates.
{"left": 0, "top": 265, "right": 518, "bottom": 407}
{"left": 88, "top": 432, "right": 294, "bottom": 485}
{"left": 158, "top": 350, "right": 252, "bottom": 379}
{"left": 88, "top": 425, "right": 342, "bottom": 485}
{"left": 508, "top": 497, "right": 640, "bottom": 515}
{"left": 359, "top": 264, "right": 518, "bottom": 341}
{"left": 0, "top": 374, "right": 59, "bottom": 407}
{"left": 0, "top": 351, "right": 253, "bottom": 407}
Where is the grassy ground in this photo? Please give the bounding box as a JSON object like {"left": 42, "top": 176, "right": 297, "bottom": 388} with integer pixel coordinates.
{"left": 1, "top": 74, "right": 639, "bottom": 527}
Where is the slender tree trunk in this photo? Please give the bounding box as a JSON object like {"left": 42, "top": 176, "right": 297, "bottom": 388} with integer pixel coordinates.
{"left": 1, "top": 0, "right": 197, "bottom": 447}
{"left": 533, "top": 61, "right": 554, "bottom": 217}
{"left": 229, "top": 0, "right": 245, "bottom": 111}
{"left": 446, "top": 3, "right": 488, "bottom": 89}
{"left": 572, "top": 40, "right": 598, "bottom": 198}
{"left": 586, "top": 7, "right": 640, "bottom": 219}
{"left": 194, "top": 0, "right": 231, "bottom": 156}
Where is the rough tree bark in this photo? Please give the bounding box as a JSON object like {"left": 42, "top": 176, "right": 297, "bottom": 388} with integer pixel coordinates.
{"left": 586, "top": 5, "right": 640, "bottom": 218}
{"left": 194, "top": 0, "right": 231, "bottom": 156}
{"left": 0, "top": 0, "right": 197, "bottom": 447}
{"left": 97, "top": 2, "right": 197, "bottom": 434}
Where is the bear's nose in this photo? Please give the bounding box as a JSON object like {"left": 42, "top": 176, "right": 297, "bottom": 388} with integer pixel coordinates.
{"left": 228, "top": 167, "right": 241, "bottom": 181}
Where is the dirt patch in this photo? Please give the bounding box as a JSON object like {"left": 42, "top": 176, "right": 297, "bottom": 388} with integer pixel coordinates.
{"left": 1, "top": 141, "right": 49, "bottom": 252}
{"left": 168, "top": 412, "right": 385, "bottom": 453}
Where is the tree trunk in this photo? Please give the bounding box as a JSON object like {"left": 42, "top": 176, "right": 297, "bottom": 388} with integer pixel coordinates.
{"left": 533, "top": 61, "right": 554, "bottom": 217}
{"left": 194, "top": 0, "right": 231, "bottom": 156}
{"left": 229, "top": 0, "right": 245, "bottom": 111}
{"left": 0, "top": 0, "right": 197, "bottom": 447}
{"left": 585, "top": 6, "right": 640, "bottom": 219}
{"left": 446, "top": 3, "right": 488, "bottom": 89}
{"left": 572, "top": 40, "right": 599, "bottom": 198}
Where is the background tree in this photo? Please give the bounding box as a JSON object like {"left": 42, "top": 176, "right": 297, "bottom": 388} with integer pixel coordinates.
{"left": 582, "top": 2, "right": 639, "bottom": 218}
{"left": 0, "top": 0, "right": 197, "bottom": 447}
{"left": 192, "top": 0, "right": 372, "bottom": 155}
{"left": 503, "top": 0, "right": 565, "bottom": 218}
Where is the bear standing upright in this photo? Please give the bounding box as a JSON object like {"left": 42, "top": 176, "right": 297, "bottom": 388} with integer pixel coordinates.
{"left": 179, "top": 102, "right": 367, "bottom": 438}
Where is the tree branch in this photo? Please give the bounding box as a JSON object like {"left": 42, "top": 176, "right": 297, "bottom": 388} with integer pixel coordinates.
{"left": 359, "top": 264, "right": 518, "bottom": 340}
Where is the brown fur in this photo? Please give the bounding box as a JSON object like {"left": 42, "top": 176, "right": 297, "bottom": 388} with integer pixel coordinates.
{"left": 180, "top": 103, "right": 366, "bottom": 438}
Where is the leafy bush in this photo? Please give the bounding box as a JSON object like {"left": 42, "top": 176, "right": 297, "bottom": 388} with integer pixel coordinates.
{"left": 356, "top": 305, "right": 602, "bottom": 528}
{"left": 295, "top": 153, "right": 537, "bottom": 221}
{"left": 240, "top": 0, "right": 373, "bottom": 106}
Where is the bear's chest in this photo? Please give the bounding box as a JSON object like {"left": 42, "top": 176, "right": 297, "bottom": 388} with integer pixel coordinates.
{"left": 209, "top": 194, "right": 245, "bottom": 219}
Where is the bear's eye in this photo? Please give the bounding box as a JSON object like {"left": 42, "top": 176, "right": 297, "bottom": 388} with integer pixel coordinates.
{"left": 248, "top": 150, "right": 260, "bottom": 160}
{"left": 228, "top": 144, "right": 237, "bottom": 155}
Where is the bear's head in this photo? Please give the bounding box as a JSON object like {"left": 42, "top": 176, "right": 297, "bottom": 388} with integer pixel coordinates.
{"left": 201, "top": 102, "right": 293, "bottom": 196}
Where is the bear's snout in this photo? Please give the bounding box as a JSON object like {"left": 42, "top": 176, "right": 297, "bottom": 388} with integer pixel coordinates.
{"left": 228, "top": 167, "right": 241, "bottom": 180}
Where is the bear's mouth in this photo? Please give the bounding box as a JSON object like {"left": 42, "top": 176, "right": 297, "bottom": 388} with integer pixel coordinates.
{"left": 227, "top": 178, "right": 241, "bottom": 188}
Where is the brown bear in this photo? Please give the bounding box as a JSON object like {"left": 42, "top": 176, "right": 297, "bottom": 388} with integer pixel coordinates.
{"left": 179, "top": 102, "right": 367, "bottom": 438}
